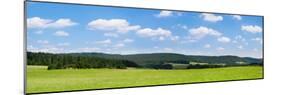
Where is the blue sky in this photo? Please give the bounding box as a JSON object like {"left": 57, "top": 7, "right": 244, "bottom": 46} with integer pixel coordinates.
{"left": 26, "top": 2, "right": 263, "bottom": 58}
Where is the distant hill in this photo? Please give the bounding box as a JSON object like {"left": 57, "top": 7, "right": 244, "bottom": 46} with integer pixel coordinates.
{"left": 68, "top": 52, "right": 263, "bottom": 66}
{"left": 27, "top": 52, "right": 263, "bottom": 69}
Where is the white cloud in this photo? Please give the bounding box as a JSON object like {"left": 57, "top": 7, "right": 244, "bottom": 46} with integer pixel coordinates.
{"left": 87, "top": 19, "right": 140, "bottom": 33}
{"left": 54, "top": 31, "right": 69, "bottom": 37}
{"left": 123, "top": 38, "right": 134, "bottom": 43}
{"left": 217, "top": 36, "right": 231, "bottom": 43}
{"left": 204, "top": 44, "right": 211, "bottom": 48}
{"left": 232, "top": 15, "right": 242, "bottom": 20}
{"left": 27, "top": 17, "right": 77, "bottom": 29}
{"left": 241, "top": 25, "right": 262, "bottom": 33}
{"left": 156, "top": 11, "right": 173, "bottom": 18}
{"left": 96, "top": 39, "right": 112, "bottom": 44}
{"left": 104, "top": 33, "right": 119, "bottom": 38}
{"left": 200, "top": 13, "right": 223, "bottom": 22}
{"left": 37, "top": 40, "right": 49, "bottom": 44}
{"left": 188, "top": 26, "right": 222, "bottom": 40}
{"left": 136, "top": 28, "right": 172, "bottom": 39}
{"left": 27, "top": 17, "right": 52, "bottom": 29}
{"left": 216, "top": 47, "right": 225, "bottom": 51}
{"left": 47, "top": 18, "right": 77, "bottom": 28}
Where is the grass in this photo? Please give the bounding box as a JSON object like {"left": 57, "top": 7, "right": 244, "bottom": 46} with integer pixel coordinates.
{"left": 26, "top": 65, "right": 263, "bottom": 94}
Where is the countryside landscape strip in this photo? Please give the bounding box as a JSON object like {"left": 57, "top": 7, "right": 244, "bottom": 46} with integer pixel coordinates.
{"left": 26, "top": 1, "right": 263, "bottom": 94}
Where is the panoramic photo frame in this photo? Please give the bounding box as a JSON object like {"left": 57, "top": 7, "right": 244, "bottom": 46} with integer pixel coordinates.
{"left": 24, "top": 1, "right": 264, "bottom": 94}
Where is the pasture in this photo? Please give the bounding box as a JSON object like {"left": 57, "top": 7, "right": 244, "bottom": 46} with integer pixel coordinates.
{"left": 27, "top": 65, "right": 263, "bottom": 94}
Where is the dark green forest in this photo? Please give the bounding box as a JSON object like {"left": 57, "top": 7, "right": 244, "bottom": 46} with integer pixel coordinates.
{"left": 27, "top": 52, "right": 139, "bottom": 70}
{"left": 27, "top": 52, "right": 263, "bottom": 70}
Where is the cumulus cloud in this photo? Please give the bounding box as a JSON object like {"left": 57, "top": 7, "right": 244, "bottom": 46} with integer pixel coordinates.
{"left": 200, "top": 13, "right": 223, "bottom": 22}
{"left": 95, "top": 39, "right": 112, "bottom": 44}
{"left": 232, "top": 15, "right": 242, "bottom": 20}
{"left": 27, "top": 17, "right": 77, "bottom": 29}
{"left": 188, "top": 26, "right": 222, "bottom": 40}
{"left": 217, "top": 36, "right": 231, "bottom": 43}
{"left": 155, "top": 11, "right": 173, "bottom": 18}
{"left": 87, "top": 19, "right": 140, "bottom": 33}
{"left": 241, "top": 25, "right": 262, "bottom": 33}
{"left": 54, "top": 31, "right": 69, "bottom": 37}
{"left": 136, "top": 28, "right": 172, "bottom": 40}
{"left": 47, "top": 18, "right": 78, "bottom": 28}
{"left": 27, "top": 17, "right": 52, "bottom": 28}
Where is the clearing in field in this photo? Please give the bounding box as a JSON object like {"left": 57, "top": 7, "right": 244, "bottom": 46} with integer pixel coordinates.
{"left": 27, "top": 65, "right": 263, "bottom": 94}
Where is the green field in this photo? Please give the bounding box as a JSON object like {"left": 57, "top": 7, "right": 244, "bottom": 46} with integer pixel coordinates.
{"left": 27, "top": 65, "right": 263, "bottom": 94}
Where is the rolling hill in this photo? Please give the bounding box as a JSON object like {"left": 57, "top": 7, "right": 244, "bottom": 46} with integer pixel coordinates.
{"left": 68, "top": 52, "right": 263, "bottom": 66}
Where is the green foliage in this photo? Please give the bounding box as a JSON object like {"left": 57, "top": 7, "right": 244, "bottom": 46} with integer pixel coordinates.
{"left": 28, "top": 52, "right": 137, "bottom": 70}
{"left": 145, "top": 63, "right": 173, "bottom": 69}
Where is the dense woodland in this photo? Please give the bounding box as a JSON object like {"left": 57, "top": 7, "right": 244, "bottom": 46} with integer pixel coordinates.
{"left": 27, "top": 52, "right": 263, "bottom": 70}
{"left": 27, "top": 52, "right": 139, "bottom": 70}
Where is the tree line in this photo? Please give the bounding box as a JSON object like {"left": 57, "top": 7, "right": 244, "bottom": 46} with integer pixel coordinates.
{"left": 27, "top": 52, "right": 262, "bottom": 70}
{"left": 27, "top": 52, "right": 139, "bottom": 70}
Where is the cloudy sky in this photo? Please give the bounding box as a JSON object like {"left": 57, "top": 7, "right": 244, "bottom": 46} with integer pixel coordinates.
{"left": 26, "top": 2, "right": 263, "bottom": 58}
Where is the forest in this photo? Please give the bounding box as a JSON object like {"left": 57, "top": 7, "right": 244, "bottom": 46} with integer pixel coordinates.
{"left": 27, "top": 52, "right": 263, "bottom": 70}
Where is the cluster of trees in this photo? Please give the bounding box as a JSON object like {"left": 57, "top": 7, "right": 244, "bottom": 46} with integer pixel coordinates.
{"left": 185, "top": 63, "right": 262, "bottom": 69}
{"left": 27, "top": 52, "right": 139, "bottom": 70}
{"left": 186, "top": 64, "right": 225, "bottom": 69}
{"left": 144, "top": 63, "right": 173, "bottom": 69}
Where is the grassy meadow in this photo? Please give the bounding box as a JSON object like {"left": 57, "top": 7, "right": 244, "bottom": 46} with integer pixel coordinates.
{"left": 27, "top": 65, "right": 263, "bottom": 94}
